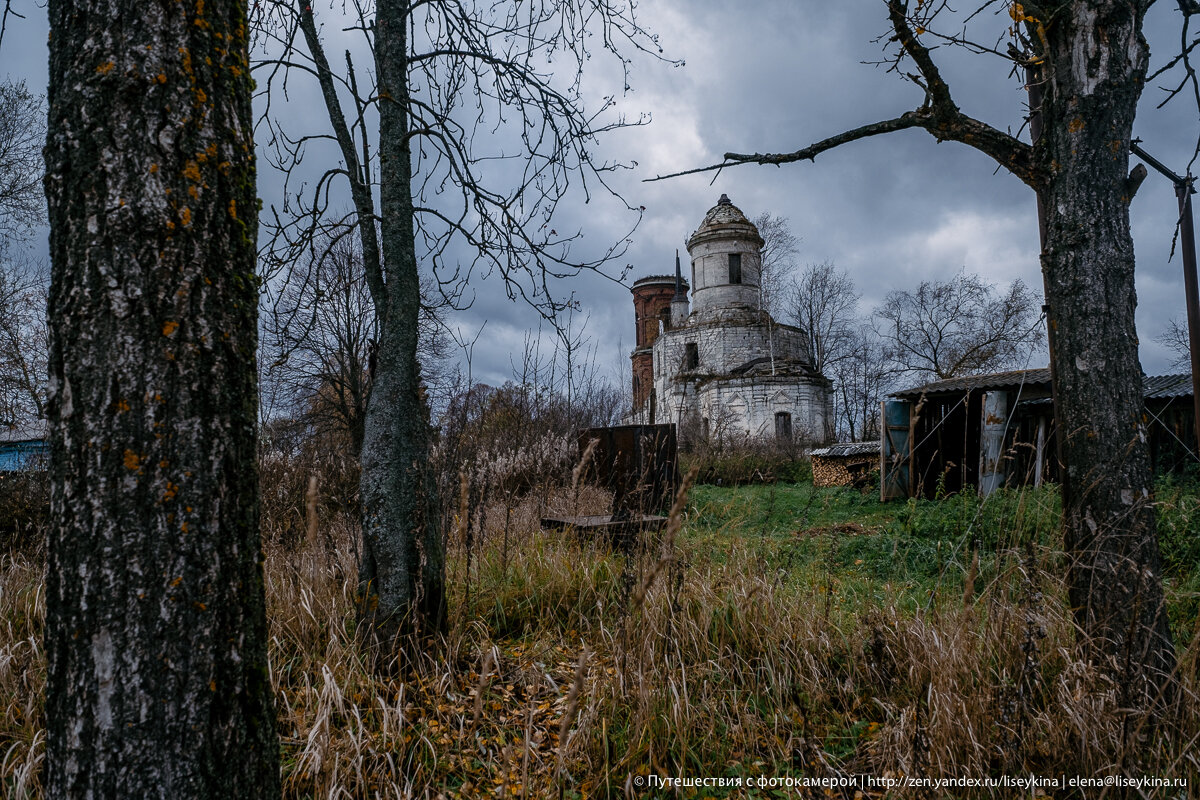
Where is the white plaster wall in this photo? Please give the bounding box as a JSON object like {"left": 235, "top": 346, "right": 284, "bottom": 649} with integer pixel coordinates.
{"left": 689, "top": 237, "right": 762, "bottom": 317}
{"left": 697, "top": 377, "right": 831, "bottom": 443}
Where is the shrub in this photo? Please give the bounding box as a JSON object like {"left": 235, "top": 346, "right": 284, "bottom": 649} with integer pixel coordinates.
{"left": 0, "top": 470, "right": 48, "bottom": 553}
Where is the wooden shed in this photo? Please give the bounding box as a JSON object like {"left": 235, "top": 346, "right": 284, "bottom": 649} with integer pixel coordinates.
{"left": 880, "top": 369, "right": 1195, "bottom": 500}
{"left": 0, "top": 422, "right": 48, "bottom": 472}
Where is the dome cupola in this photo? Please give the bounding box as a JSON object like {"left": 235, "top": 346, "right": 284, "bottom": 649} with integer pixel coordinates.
{"left": 685, "top": 195, "right": 764, "bottom": 317}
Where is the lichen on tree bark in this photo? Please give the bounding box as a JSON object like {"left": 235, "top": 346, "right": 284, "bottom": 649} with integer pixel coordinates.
{"left": 43, "top": 0, "right": 280, "bottom": 795}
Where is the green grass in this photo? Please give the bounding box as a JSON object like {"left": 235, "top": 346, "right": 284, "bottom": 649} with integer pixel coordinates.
{"left": 685, "top": 476, "right": 1197, "bottom": 627}
{"left": 3, "top": 471, "right": 1198, "bottom": 798}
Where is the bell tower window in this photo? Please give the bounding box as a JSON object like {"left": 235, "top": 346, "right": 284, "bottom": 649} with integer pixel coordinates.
{"left": 728, "top": 253, "right": 742, "bottom": 284}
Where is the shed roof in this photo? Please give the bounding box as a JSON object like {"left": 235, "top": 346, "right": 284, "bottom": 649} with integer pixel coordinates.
{"left": 1144, "top": 373, "right": 1193, "bottom": 399}
{"left": 0, "top": 420, "right": 48, "bottom": 444}
{"left": 811, "top": 441, "right": 880, "bottom": 458}
{"left": 891, "top": 368, "right": 1193, "bottom": 401}
{"left": 891, "top": 368, "right": 1051, "bottom": 399}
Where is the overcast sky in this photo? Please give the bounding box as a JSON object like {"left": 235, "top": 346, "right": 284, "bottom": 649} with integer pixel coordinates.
{"left": 3, "top": 0, "right": 1197, "bottom": 390}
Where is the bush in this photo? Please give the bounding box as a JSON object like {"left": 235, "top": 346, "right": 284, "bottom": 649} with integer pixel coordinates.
{"left": 259, "top": 420, "right": 360, "bottom": 548}
{"left": 0, "top": 470, "right": 48, "bottom": 553}
{"left": 682, "top": 440, "right": 812, "bottom": 486}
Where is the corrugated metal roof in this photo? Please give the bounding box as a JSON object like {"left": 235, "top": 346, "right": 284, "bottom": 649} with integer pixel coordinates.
{"left": 892, "top": 369, "right": 1193, "bottom": 400}
{"left": 0, "top": 420, "right": 48, "bottom": 444}
{"left": 1144, "top": 373, "right": 1193, "bottom": 399}
{"left": 811, "top": 441, "right": 880, "bottom": 458}
{"left": 891, "top": 368, "right": 1052, "bottom": 399}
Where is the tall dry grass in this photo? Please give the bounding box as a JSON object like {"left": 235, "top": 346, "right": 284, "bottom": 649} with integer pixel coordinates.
{"left": 2, "top": 479, "right": 1200, "bottom": 798}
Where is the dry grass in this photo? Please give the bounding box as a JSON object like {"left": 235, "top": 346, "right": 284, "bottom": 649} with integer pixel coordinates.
{"left": 3, "top": 481, "right": 1200, "bottom": 798}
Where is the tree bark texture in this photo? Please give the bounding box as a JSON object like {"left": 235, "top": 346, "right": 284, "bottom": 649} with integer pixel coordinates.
{"left": 356, "top": 0, "right": 446, "bottom": 645}
{"left": 1036, "top": 1, "right": 1175, "bottom": 700}
{"left": 43, "top": 0, "right": 280, "bottom": 795}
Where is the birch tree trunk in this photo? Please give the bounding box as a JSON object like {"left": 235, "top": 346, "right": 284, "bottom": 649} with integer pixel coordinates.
{"left": 1037, "top": 1, "right": 1175, "bottom": 700}
{"left": 43, "top": 0, "right": 280, "bottom": 794}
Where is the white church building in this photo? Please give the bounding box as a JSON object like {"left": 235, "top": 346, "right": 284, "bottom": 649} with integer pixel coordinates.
{"left": 629, "top": 195, "right": 833, "bottom": 444}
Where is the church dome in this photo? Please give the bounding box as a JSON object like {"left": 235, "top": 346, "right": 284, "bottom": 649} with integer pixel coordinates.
{"left": 688, "top": 194, "right": 764, "bottom": 249}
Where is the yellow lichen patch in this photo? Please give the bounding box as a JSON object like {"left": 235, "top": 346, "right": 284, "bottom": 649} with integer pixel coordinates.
{"left": 163, "top": 481, "right": 179, "bottom": 502}
{"left": 115, "top": 398, "right": 131, "bottom": 412}
{"left": 179, "top": 207, "right": 192, "bottom": 227}
{"left": 156, "top": 73, "right": 167, "bottom": 84}
{"left": 195, "top": 0, "right": 204, "bottom": 14}
{"left": 193, "top": 87, "right": 207, "bottom": 105}
{"left": 96, "top": 61, "right": 116, "bottom": 75}
{"left": 188, "top": 185, "right": 199, "bottom": 199}
{"left": 123, "top": 449, "right": 141, "bottom": 470}
{"left": 228, "top": 199, "right": 237, "bottom": 220}
{"left": 150, "top": 163, "right": 159, "bottom": 173}
{"left": 183, "top": 161, "right": 202, "bottom": 182}
{"left": 181, "top": 521, "right": 189, "bottom": 532}
{"left": 170, "top": 576, "right": 183, "bottom": 587}
{"left": 1068, "top": 117, "right": 1085, "bottom": 133}
{"left": 163, "top": 320, "right": 179, "bottom": 336}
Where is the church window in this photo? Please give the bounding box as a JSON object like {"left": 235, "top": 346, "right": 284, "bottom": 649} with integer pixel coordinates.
{"left": 685, "top": 342, "right": 699, "bottom": 370}
{"left": 728, "top": 253, "right": 742, "bottom": 284}
{"left": 775, "top": 411, "right": 792, "bottom": 441}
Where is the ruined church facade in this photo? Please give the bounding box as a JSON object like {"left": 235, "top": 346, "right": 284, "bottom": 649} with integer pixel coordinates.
{"left": 630, "top": 195, "right": 833, "bottom": 444}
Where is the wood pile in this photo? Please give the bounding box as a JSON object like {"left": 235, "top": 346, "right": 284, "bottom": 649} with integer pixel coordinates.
{"left": 811, "top": 441, "right": 881, "bottom": 488}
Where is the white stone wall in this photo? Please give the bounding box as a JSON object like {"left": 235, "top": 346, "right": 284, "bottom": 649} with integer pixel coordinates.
{"left": 651, "top": 316, "right": 812, "bottom": 381}
{"left": 696, "top": 377, "right": 832, "bottom": 442}
{"left": 689, "top": 237, "right": 762, "bottom": 317}
{"left": 650, "top": 320, "right": 833, "bottom": 444}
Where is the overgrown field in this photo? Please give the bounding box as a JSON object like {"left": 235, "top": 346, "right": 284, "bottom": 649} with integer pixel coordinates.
{"left": 2, "top": 474, "right": 1199, "bottom": 798}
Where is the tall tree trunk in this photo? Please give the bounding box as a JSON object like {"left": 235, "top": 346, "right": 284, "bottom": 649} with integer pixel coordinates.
{"left": 357, "top": 0, "right": 446, "bottom": 646}
{"left": 43, "top": 0, "right": 279, "bottom": 795}
{"left": 1038, "top": 1, "right": 1175, "bottom": 705}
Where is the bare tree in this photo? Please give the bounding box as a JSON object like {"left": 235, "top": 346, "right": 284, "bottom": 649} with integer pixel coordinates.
{"left": 875, "top": 271, "right": 1044, "bottom": 380}
{"left": 784, "top": 261, "right": 874, "bottom": 441}
{"left": 0, "top": 79, "right": 48, "bottom": 429}
{"left": 253, "top": 0, "right": 666, "bottom": 643}
{"left": 0, "top": 259, "right": 46, "bottom": 427}
{"left": 752, "top": 211, "right": 800, "bottom": 318}
{"left": 830, "top": 325, "right": 894, "bottom": 443}
{"left": 43, "top": 0, "right": 278, "bottom": 794}
{"left": 0, "top": 79, "right": 43, "bottom": 249}
{"left": 653, "top": 0, "right": 1183, "bottom": 705}
{"left": 785, "top": 261, "right": 860, "bottom": 376}
{"left": 264, "top": 232, "right": 452, "bottom": 457}
{"left": 1156, "top": 317, "right": 1192, "bottom": 371}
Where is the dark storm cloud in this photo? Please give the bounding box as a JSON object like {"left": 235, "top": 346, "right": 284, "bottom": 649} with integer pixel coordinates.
{"left": 3, "top": 0, "right": 1197, "bottom": 386}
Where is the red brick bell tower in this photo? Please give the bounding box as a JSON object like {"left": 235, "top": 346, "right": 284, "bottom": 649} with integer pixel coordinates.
{"left": 630, "top": 263, "right": 688, "bottom": 420}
